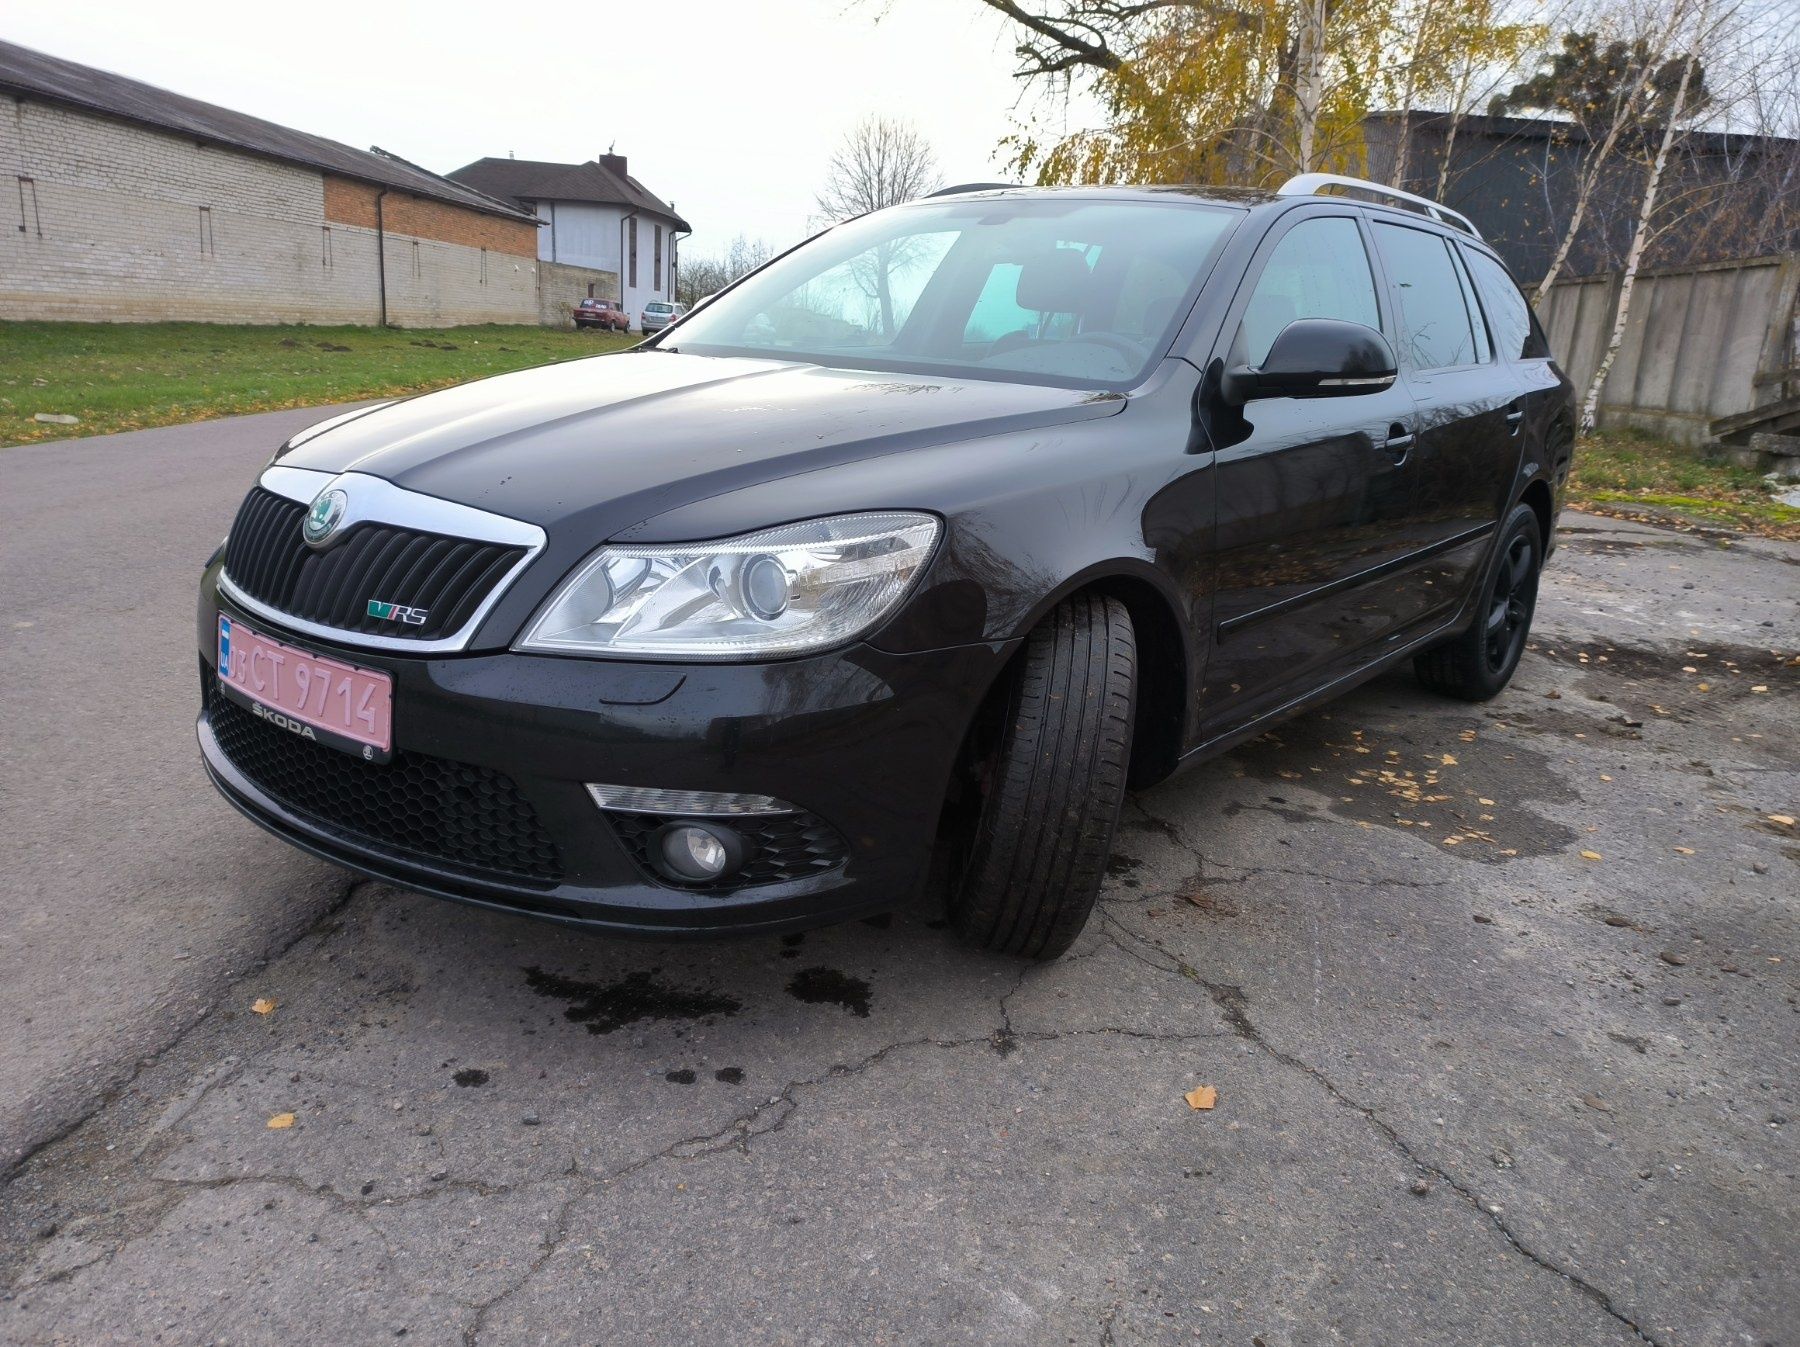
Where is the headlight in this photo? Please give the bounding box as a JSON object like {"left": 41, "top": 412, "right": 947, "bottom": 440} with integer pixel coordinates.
{"left": 516, "top": 512, "right": 941, "bottom": 660}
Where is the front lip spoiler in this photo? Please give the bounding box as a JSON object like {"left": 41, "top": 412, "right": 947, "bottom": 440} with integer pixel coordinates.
{"left": 197, "top": 717, "right": 900, "bottom": 941}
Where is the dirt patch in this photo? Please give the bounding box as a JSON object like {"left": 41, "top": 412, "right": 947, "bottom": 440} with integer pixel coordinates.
{"left": 1224, "top": 704, "right": 1579, "bottom": 862}
{"left": 1533, "top": 639, "right": 1797, "bottom": 727}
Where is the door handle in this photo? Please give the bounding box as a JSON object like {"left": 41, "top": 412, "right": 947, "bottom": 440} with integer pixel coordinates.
{"left": 1384, "top": 425, "right": 1415, "bottom": 462}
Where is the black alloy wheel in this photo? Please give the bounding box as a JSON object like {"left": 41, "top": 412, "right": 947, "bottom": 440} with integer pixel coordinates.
{"left": 1485, "top": 529, "right": 1537, "bottom": 676}
{"left": 1414, "top": 501, "right": 1543, "bottom": 702}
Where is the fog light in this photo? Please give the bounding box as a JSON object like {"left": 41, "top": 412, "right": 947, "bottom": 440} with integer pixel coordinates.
{"left": 653, "top": 821, "right": 745, "bottom": 883}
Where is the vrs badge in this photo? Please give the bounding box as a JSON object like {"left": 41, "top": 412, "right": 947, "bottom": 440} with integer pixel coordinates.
{"left": 368, "top": 600, "right": 429, "bottom": 626}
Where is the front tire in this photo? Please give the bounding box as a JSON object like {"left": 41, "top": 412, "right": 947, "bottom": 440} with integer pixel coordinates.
{"left": 1414, "top": 502, "right": 1543, "bottom": 701}
{"left": 951, "top": 594, "right": 1136, "bottom": 960}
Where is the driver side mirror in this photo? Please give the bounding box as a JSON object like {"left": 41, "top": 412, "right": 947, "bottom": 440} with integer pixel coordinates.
{"left": 1220, "top": 319, "right": 1398, "bottom": 407}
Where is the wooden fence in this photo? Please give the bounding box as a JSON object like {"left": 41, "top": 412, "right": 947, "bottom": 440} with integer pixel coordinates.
{"left": 1535, "top": 252, "right": 1800, "bottom": 447}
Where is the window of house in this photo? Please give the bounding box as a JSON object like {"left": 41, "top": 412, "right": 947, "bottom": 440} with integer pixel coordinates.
{"left": 1235, "top": 217, "right": 1381, "bottom": 366}
{"left": 653, "top": 225, "right": 663, "bottom": 293}
{"left": 17, "top": 176, "right": 42, "bottom": 238}
{"left": 1370, "top": 222, "right": 1479, "bottom": 370}
{"left": 628, "top": 218, "right": 638, "bottom": 289}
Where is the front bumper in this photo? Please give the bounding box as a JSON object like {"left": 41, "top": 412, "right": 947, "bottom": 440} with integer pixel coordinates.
{"left": 196, "top": 566, "right": 1010, "bottom": 938}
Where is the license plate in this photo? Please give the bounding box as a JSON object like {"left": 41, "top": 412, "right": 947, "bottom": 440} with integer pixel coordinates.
{"left": 217, "top": 615, "right": 394, "bottom": 762}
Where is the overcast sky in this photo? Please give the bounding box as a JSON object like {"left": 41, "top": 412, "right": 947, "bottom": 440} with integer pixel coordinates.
{"left": 8, "top": 0, "right": 1092, "bottom": 253}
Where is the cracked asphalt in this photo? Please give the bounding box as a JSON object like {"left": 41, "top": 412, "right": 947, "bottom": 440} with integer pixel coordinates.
{"left": 3, "top": 415, "right": 1797, "bottom": 1346}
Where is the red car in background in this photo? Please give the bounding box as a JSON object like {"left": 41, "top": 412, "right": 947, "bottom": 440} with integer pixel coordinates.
{"left": 572, "top": 298, "right": 630, "bottom": 332}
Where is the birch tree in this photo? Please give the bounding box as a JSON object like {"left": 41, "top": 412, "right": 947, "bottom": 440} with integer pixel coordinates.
{"left": 1579, "top": 0, "right": 1758, "bottom": 430}
{"left": 1377, "top": 0, "right": 1546, "bottom": 191}
{"left": 1493, "top": 20, "right": 1711, "bottom": 294}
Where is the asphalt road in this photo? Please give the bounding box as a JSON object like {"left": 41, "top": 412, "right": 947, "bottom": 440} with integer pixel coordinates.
{"left": 2, "top": 414, "right": 1796, "bottom": 1346}
{"left": 0, "top": 408, "right": 368, "bottom": 1171}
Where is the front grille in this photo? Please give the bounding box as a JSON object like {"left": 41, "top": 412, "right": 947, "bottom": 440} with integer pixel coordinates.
{"left": 608, "top": 810, "right": 847, "bottom": 891}
{"left": 223, "top": 487, "right": 525, "bottom": 641}
{"left": 205, "top": 671, "right": 562, "bottom": 883}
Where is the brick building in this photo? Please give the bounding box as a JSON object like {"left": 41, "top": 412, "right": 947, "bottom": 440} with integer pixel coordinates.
{"left": 0, "top": 40, "right": 615, "bottom": 326}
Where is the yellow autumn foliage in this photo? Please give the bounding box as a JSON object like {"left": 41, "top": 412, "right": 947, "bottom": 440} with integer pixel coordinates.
{"left": 1001, "top": 0, "right": 1543, "bottom": 188}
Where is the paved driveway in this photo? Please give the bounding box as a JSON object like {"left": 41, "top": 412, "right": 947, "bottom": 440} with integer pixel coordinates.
{"left": 1, "top": 414, "right": 1795, "bottom": 1346}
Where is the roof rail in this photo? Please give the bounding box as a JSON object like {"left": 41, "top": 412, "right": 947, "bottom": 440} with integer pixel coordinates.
{"left": 926, "top": 182, "right": 1019, "bottom": 197}
{"left": 1275, "top": 173, "right": 1481, "bottom": 239}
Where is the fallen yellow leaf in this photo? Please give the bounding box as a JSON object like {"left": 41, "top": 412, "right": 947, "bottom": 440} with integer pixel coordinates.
{"left": 1478, "top": 798, "right": 1496, "bottom": 806}
{"left": 1770, "top": 815, "right": 1797, "bottom": 828}
{"left": 1673, "top": 847, "right": 1695, "bottom": 855}
{"left": 1580, "top": 850, "right": 1603, "bottom": 861}
{"left": 251, "top": 998, "right": 276, "bottom": 1016}
{"left": 1184, "top": 1085, "right": 1218, "bottom": 1111}
{"left": 1697, "top": 683, "right": 1711, "bottom": 692}
{"left": 266, "top": 1112, "right": 296, "bottom": 1130}
{"left": 1751, "top": 685, "right": 1769, "bottom": 693}
{"left": 1440, "top": 754, "right": 1458, "bottom": 766}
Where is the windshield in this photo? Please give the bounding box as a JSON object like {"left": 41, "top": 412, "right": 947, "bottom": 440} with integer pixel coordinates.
{"left": 663, "top": 196, "right": 1241, "bottom": 388}
{"left": 647, "top": 303, "right": 674, "bottom": 313}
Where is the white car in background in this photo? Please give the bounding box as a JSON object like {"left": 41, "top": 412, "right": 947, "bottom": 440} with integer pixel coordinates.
{"left": 640, "top": 300, "right": 686, "bottom": 335}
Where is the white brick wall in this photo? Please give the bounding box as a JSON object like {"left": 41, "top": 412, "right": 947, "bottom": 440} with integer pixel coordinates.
{"left": 0, "top": 99, "right": 539, "bottom": 326}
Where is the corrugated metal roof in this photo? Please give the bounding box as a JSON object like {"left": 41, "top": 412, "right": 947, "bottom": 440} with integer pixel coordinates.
{"left": 450, "top": 157, "right": 690, "bottom": 231}
{"left": 0, "top": 39, "right": 536, "bottom": 223}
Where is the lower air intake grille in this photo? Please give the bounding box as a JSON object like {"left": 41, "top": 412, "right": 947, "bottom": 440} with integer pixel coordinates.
{"left": 206, "top": 672, "right": 562, "bottom": 883}
{"left": 607, "top": 811, "right": 848, "bottom": 890}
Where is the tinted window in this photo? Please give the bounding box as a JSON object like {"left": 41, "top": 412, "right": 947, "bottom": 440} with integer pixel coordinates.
{"left": 1237, "top": 217, "right": 1381, "bottom": 366}
{"left": 1451, "top": 248, "right": 1493, "bottom": 363}
{"left": 671, "top": 198, "right": 1240, "bottom": 388}
{"left": 1460, "top": 246, "right": 1542, "bottom": 362}
{"left": 1371, "top": 222, "right": 1478, "bottom": 370}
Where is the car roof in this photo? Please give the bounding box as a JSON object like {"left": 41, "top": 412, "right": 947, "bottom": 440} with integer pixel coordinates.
{"left": 917, "top": 181, "right": 1501, "bottom": 248}
{"left": 920, "top": 182, "right": 1277, "bottom": 209}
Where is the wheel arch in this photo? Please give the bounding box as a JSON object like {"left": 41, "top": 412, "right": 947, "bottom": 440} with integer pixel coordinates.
{"left": 999, "top": 561, "right": 1195, "bottom": 792}
{"left": 1519, "top": 476, "right": 1554, "bottom": 556}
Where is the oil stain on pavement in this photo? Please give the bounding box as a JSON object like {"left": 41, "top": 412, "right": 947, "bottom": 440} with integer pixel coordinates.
{"left": 523, "top": 966, "right": 743, "bottom": 1034}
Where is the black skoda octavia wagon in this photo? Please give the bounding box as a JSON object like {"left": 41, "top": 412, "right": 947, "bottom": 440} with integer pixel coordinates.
{"left": 198, "top": 175, "right": 1574, "bottom": 959}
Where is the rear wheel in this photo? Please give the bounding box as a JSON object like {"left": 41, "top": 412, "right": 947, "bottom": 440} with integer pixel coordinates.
{"left": 1414, "top": 502, "right": 1542, "bottom": 701}
{"left": 950, "top": 594, "right": 1136, "bottom": 960}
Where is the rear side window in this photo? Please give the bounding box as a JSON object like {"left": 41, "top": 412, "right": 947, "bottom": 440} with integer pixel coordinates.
{"left": 1450, "top": 248, "right": 1493, "bottom": 363}
{"left": 1236, "top": 217, "right": 1381, "bottom": 366}
{"left": 1371, "top": 222, "right": 1478, "bottom": 370}
{"left": 1460, "top": 246, "right": 1546, "bottom": 361}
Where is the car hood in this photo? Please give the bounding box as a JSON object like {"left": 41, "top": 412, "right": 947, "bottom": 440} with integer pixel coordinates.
{"left": 278, "top": 352, "right": 1126, "bottom": 538}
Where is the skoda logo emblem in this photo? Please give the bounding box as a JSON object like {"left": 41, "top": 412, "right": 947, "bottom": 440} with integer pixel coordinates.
{"left": 303, "top": 487, "right": 348, "bottom": 547}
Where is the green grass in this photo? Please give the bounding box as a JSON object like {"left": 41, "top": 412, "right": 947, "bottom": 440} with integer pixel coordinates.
{"left": 1570, "top": 430, "right": 1800, "bottom": 540}
{"left": 0, "top": 321, "right": 635, "bottom": 447}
